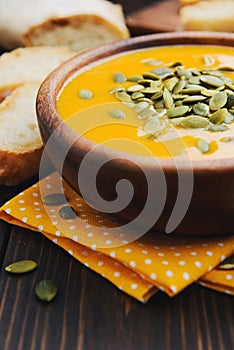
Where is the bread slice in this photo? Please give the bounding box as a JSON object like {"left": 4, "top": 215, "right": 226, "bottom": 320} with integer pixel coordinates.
{"left": 179, "top": 0, "right": 234, "bottom": 31}
{"left": 0, "top": 82, "right": 43, "bottom": 185}
{"left": 0, "top": 0, "right": 129, "bottom": 50}
{"left": 0, "top": 46, "right": 75, "bottom": 88}
{"left": 0, "top": 46, "right": 75, "bottom": 186}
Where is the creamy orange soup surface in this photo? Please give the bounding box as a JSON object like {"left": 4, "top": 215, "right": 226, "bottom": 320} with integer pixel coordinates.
{"left": 57, "top": 45, "right": 234, "bottom": 159}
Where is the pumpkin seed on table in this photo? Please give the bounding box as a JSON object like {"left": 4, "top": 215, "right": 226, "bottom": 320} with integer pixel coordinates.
{"left": 172, "top": 78, "right": 186, "bottom": 94}
{"left": 217, "top": 255, "right": 234, "bottom": 270}
{"left": 182, "top": 95, "right": 207, "bottom": 103}
{"left": 220, "top": 136, "right": 234, "bottom": 142}
{"left": 78, "top": 89, "right": 93, "bottom": 100}
{"left": 113, "top": 72, "right": 126, "bottom": 83}
{"left": 197, "top": 139, "right": 210, "bottom": 153}
{"left": 35, "top": 279, "right": 58, "bottom": 302}
{"left": 206, "top": 124, "right": 228, "bottom": 132}
{"left": 5, "top": 260, "right": 37, "bottom": 274}
{"left": 42, "top": 193, "right": 67, "bottom": 205}
{"left": 59, "top": 206, "right": 77, "bottom": 219}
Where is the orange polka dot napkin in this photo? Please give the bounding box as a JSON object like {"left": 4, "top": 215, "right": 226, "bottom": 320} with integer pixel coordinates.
{"left": 0, "top": 172, "right": 233, "bottom": 302}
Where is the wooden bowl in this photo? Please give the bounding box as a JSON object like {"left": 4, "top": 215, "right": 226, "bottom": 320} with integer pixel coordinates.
{"left": 36, "top": 32, "right": 234, "bottom": 235}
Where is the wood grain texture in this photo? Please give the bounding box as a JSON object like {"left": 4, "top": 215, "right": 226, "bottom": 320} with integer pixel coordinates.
{"left": 0, "top": 221, "right": 234, "bottom": 350}
{"left": 0, "top": 2, "right": 234, "bottom": 349}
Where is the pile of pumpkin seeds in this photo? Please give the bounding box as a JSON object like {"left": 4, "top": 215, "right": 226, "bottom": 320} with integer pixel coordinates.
{"left": 109, "top": 56, "right": 234, "bottom": 152}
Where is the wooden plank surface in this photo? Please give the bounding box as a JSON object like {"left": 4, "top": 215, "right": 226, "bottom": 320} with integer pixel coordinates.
{"left": 0, "top": 1, "right": 234, "bottom": 349}
{"left": 0, "top": 214, "right": 234, "bottom": 350}
{"left": 126, "top": 0, "right": 179, "bottom": 35}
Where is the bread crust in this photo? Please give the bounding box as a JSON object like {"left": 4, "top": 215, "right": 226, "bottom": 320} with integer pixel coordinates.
{"left": 179, "top": 0, "right": 234, "bottom": 31}
{"left": 0, "top": 0, "right": 129, "bottom": 50}
{"left": 0, "top": 148, "right": 43, "bottom": 186}
{"left": 0, "top": 47, "right": 74, "bottom": 186}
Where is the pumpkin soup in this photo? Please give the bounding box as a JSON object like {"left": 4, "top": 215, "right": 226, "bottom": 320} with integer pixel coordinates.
{"left": 57, "top": 45, "right": 234, "bottom": 159}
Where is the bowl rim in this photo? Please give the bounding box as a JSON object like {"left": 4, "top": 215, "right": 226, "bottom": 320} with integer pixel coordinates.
{"left": 36, "top": 31, "right": 234, "bottom": 171}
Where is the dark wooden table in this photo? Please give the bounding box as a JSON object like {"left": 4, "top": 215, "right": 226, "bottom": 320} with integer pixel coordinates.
{"left": 0, "top": 1, "right": 234, "bottom": 349}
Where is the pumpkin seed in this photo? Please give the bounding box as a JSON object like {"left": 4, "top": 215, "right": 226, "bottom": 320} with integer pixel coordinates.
{"left": 113, "top": 72, "right": 126, "bottom": 83}
{"left": 115, "top": 91, "right": 132, "bottom": 102}
{"left": 59, "top": 206, "right": 77, "bottom": 219}
{"left": 225, "top": 94, "right": 234, "bottom": 109}
{"left": 127, "top": 75, "right": 143, "bottom": 82}
{"left": 197, "top": 139, "right": 210, "bottom": 153}
{"left": 182, "top": 85, "right": 205, "bottom": 94}
{"left": 164, "top": 80, "right": 177, "bottom": 92}
{"left": 151, "top": 90, "right": 163, "bottom": 101}
{"left": 141, "top": 59, "right": 162, "bottom": 66}
{"left": 139, "top": 106, "right": 156, "bottom": 119}
{"left": 203, "top": 54, "right": 215, "bottom": 66}
{"left": 127, "top": 84, "right": 145, "bottom": 93}
{"left": 218, "top": 66, "right": 234, "bottom": 72}
{"left": 188, "top": 76, "right": 201, "bottom": 84}
{"left": 182, "top": 95, "right": 207, "bottom": 103}
{"left": 138, "top": 79, "right": 153, "bottom": 86}
{"left": 5, "top": 260, "right": 37, "bottom": 274}
{"left": 190, "top": 68, "right": 201, "bottom": 76}
{"left": 109, "top": 87, "right": 125, "bottom": 94}
{"left": 220, "top": 136, "right": 234, "bottom": 142}
{"left": 217, "top": 255, "right": 234, "bottom": 270}
{"left": 176, "top": 67, "right": 193, "bottom": 79}
{"left": 151, "top": 67, "right": 173, "bottom": 77}
{"left": 167, "top": 105, "right": 189, "bottom": 118}
{"left": 131, "top": 92, "right": 145, "bottom": 100}
{"left": 134, "top": 101, "right": 150, "bottom": 113}
{"left": 224, "top": 112, "right": 234, "bottom": 124}
{"left": 193, "top": 102, "right": 209, "bottom": 117}
{"left": 142, "top": 72, "right": 160, "bottom": 80}
{"left": 108, "top": 109, "right": 126, "bottom": 119}
{"left": 201, "top": 69, "right": 224, "bottom": 77}
{"left": 175, "top": 100, "right": 183, "bottom": 107}
{"left": 172, "top": 94, "right": 189, "bottom": 100}
{"left": 180, "top": 115, "right": 209, "bottom": 128}
{"left": 170, "top": 117, "right": 186, "bottom": 126}
{"left": 225, "top": 83, "right": 234, "bottom": 91}
{"left": 78, "top": 89, "right": 93, "bottom": 100}
{"left": 142, "top": 87, "right": 160, "bottom": 94}
{"left": 144, "top": 118, "right": 161, "bottom": 134}
{"left": 201, "top": 89, "right": 218, "bottom": 97}
{"left": 200, "top": 75, "right": 224, "bottom": 88}
{"left": 163, "top": 87, "right": 174, "bottom": 109}
{"left": 172, "top": 79, "right": 186, "bottom": 94}
{"left": 35, "top": 279, "right": 58, "bottom": 302}
{"left": 42, "top": 193, "right": 67, "bottom": 205}
{"left": 206, "top": 124, "right": 228, "bottom": 132}
{"left": 209, "top": 91, "right": 227, "bottom": 110}
{"left": 168, "top": 61, "right": 183, "bottom": 68}
{"left": 209, "top": 108, "right": 228, "bottom": 124}
{"left": 150, "top": 80, "right": 162, "bottom": 88}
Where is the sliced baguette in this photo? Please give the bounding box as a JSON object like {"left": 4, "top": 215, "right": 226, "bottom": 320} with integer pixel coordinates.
{"left": 0, "top": 46, "right": 75, "bottom": 88}
{"left": 0, "top": 46, "right": 75, "bottom": 186}
{"left": 179, "top": 0, "right": 234, "bottom": 31}
{"left": 0, "top": 0, "right": 129, "bottom": 50}
{"left": 0, "top": 82, "right": 43, "bottom": 185}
